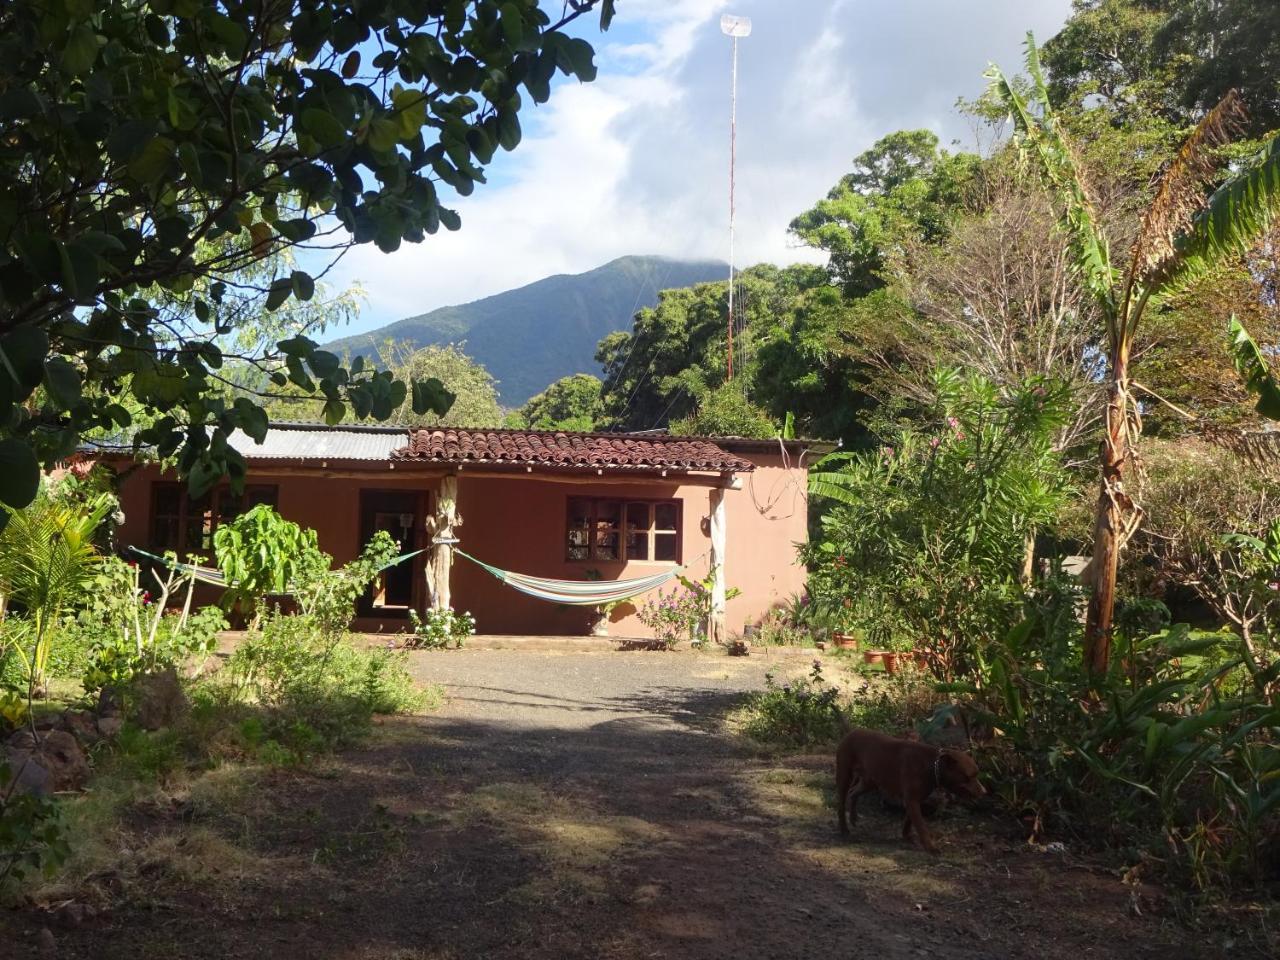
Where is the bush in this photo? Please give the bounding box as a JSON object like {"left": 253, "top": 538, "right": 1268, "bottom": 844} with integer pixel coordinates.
{"left": 406, "top": 607, "right": 475, "bottom": 649}
{"left": 223, "top": 612, "right": 424, "bottom": 748}
{"left": 946, "top": 579, "right": 1280, "bottom": 892}
{"left": 637, "top": 587, "right": 703, "bottom": 648}
{"left": 741, "top": 660, "right": 845, "bottom": 747}
{"left": 806, "top": 371, "right": 1074, "bottom": 677}
{"left": 1, "top": 761, "right": 68, "bottom": 895}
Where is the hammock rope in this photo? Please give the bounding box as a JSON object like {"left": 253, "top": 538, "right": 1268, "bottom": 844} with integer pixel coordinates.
{"left": 125, "top": 545, "right": 427, "bottom": 594}
{"left": 454, "top": 549, "right": 682, "bottom": 606}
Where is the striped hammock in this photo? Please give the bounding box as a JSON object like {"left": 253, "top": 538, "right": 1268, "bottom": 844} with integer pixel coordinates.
{"left": 455, "top": 549, "right": 680, "bottom": 606}
{"left": 125, "top": 545, "right": 427, "bottom": 593}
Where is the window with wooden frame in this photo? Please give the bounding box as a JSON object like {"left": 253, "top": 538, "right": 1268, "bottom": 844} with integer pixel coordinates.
{"left": 150, "top": 483, "right": 278, "bottom": 558}
{"left": 566, "top": 497, "right": 681, "bottom": 563}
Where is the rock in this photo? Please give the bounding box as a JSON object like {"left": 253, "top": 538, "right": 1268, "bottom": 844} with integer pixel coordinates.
{"left": 95, "top": 714, "right": 123, "bottom": 738}
{"left": 132, "top": 666, "right": 188, "bottom": 731}
{"left": 57, "top": 710, "right": 101, "bottom": 746}
{"left": 37, "top": 927, "right": 56, "bottom": 960}
{"left": 1, "top": 748, "right": 52, "bottom": 797}
{"left": 6, "top": 729, "right": 90, "bottom": 791}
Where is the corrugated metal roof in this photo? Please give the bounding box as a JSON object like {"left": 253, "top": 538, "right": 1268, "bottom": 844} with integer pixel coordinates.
{"left": 229, "top": 424, "right": 407, "bottom": 461}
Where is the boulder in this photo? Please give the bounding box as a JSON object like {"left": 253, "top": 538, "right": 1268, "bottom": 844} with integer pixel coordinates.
{"left": 1, "top": 749, "right": 53, "bottom": 797}
{"left": 132, "top": 666, "right": 189, "bottom": 731}
{"left": 6, "top": 728, "right": 90, "bottom": 792}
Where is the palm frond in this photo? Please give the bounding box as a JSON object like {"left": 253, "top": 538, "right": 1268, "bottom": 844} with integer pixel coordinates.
{"left": 1126, "top": 91, "right": 1248, "bottom": 303}
{"left": 1227, "top": 315, "right": 1280, "bottom": 420}
{"left": 1155, "top": 132, "right": 1280, "bottom": 297}
{"left": 986, "top": 34, "right": 1117, "bottom": 319}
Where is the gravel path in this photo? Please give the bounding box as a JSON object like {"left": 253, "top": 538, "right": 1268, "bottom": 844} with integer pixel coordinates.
{"left": 19, "top": 649, "right": 1221, "bottom": 960}
{"left": 407, "top": 647, "right": 804, "bottom": 728}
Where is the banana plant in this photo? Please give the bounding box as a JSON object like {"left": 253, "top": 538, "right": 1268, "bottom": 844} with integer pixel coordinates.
{"left": 988, "top": 35, "right": 1280, "bottom": 678}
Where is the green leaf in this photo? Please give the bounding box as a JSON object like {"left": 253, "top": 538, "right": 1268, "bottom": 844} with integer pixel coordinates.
{"left": 307, "top": 349, "right": 340, "bottom": 379}
{"left": 499, "top": 3, "right": 523, "bottom": 47}
{"left": 43, "top": 356, "right": 82, "bottom": 409}
{"left": 299, "top": 108, "right": 347, "bottom": 148}
{"left": 323, "top": 398, "right": 346, "bottom": 425}
{"left": 290, "top": 270, "right": 315, "bottom": 301}
{"left": 341, "top": 50, "right": 360, "bottom": 79}
{"left": 600, "top": 0, "right": 616, "bottom": 30}
{"left": 392, "top": 86, "right": 428, "bottom": 139}
{"left": 1228, "top": 316, "right": 1280, "bottom": 419}
{"left": 0, "top": 438, "right": 40, "bottom": 513}
{"left": 0, "top": 326, "right": 51, "bottom": 407}
{"left": 128, "top": 137, "right": 176, "bottom": 184}
{"left": 411, "top": 378, "right": 455, "bottom": 417}
{"left": 1158, "top": 133, "right": 1280, "bottom": 297}
{"left": 265, "top": 278, "right": 293, "bottom": 311}
{"left": 61, "top": 25, "right": 98, "bottom": 75}
{"left": 58, "top": 241, "right": 99, "bottom": 302}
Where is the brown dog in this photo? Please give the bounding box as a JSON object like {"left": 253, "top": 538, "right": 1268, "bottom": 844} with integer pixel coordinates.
{"left": 835, "top": 727, "right": 985, "bottom": 855}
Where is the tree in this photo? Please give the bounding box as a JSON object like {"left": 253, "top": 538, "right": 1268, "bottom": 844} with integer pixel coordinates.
{"left": 0, "top": 0, "right": 615, "bottom": 529}
{"left": 508, "top": 373, "right": 602, "bottom": 431}
{"left": 988, "top": 35, "right": 1280, "bottom": 675}
{"left": 385, "top": 343, "right": 502, "bottom": 428}
{"left": 789, "top": 130, "right": 979, "bottom": 296}
{"left": 669, "top": 381, "right": 776, "bottom": 440}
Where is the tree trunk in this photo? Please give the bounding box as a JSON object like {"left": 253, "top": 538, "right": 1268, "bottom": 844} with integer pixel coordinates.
{"left": 707, "top": 486, "right": 727, "bottom": 646}
{"left": 1083, "top": 352, "right": 1130, "bottom": 677}
{"left": 427, "top": 474, "right": 459, "bottom": 612}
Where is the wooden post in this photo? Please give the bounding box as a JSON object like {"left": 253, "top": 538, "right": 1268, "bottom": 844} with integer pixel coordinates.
{"left": 426, "top": 474, "right": 460, "bottom": 611}
{"left": 708, "top": 485, "right": 727, "bottom": 646}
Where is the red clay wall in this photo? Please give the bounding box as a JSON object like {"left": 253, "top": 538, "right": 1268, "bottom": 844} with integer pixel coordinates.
{"left": 110, "top": 452, "right": 809, "bottom": 638}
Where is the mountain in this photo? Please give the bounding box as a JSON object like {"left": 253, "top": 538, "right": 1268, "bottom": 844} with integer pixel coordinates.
{"left": 324, "top": 255, "right": 727, "bottom": 406}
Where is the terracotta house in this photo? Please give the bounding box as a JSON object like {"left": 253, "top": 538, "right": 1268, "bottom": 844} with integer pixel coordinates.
{"left": 104, "top": 424, "right": 818, "bottom": 638}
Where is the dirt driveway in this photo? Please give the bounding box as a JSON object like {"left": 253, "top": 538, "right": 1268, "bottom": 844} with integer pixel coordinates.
{"left": 6, "top": 650, "right": 1234, "bottom": 959}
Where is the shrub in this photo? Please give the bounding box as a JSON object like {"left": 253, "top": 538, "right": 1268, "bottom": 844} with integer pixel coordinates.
{"left": 741, "top": 660, "right": 845, "bottom": 747}
{"left": 224, "top": 612, "right": 424, "bottom": 748}
{"left": 946, "top": 579, "right": 1280, "bottom": 892}
{"left": 806, "top": 371, "right": 1074, "bottom": 678}
{"left": 1, "top": 761, "right": 68, "bottom": 895}
{"left": 406, "top": 608, "right": 475, "bottom": 649}
{"left": 636, "top": 587, "right": 703, "bottom": 648}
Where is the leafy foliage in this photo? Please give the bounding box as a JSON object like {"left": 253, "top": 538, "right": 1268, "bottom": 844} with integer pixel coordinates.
{"left": 507, "top": 373, "right": 603, "bottom": 432}
{"left": 0, "top": 492, "right": 112, "bottom": 693}
{"left": 0, "top": 0, "right": 615, "bottom": 521}
{"left": 214, "top": 505, "right": 321, "bottom": 619}
{"left": 807, "top": 372, "right": 1074, "bottom": 677}
{"left": 406, "top": 607, "right": 475, "bottom": 649}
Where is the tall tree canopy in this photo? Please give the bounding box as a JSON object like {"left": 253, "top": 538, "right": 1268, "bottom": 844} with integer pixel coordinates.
{"left": 507, "top": 373, "right": 603, "bottom": 432}
{"left": 0, "top": 0, "right": 614, "bottom": 528}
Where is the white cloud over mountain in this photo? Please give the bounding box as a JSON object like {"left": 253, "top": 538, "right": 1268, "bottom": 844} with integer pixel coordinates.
{"left": 327, "top": 0, "right": 1073, "bottom": 337}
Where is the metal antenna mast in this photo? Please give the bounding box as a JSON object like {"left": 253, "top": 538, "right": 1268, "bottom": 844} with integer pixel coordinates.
{"left": 720, "top": 13, "right": 751, "bottom": 381}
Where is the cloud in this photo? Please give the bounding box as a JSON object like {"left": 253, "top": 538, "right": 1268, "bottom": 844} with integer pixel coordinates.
{"left": 326, "top": 0, "right": 1073, "bottom": 339}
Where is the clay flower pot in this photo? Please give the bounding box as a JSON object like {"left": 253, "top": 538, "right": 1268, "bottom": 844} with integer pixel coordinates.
{"left": 863, "top": 650, "right": 886, "bottom": 666}
{"left": 833, "top": 633, "right": 859, "bottom": 650}
{"left": 880, "top": 652, "right": 904, "bottom": 674}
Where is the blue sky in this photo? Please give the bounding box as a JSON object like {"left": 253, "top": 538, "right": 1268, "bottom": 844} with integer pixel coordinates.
{"left": 324, "top": 0, "right": 1074, "bottom": 340}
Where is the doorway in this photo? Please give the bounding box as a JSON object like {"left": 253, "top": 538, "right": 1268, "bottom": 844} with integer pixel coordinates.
{"left": 358, "top": 490, "right": 425, "bottom": 617}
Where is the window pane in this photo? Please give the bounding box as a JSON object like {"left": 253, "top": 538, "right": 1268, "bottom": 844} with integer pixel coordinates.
{"left": 625, "top": 503, "right": 651, "bottom": 560}
{"left": 567, "top": 498, "right": 591, "bottom": 560}
{"left": 654, "top": 502, "right": 679, "bottom": 532}
{"left": 654, "top": 532, "right": 678, "bottom": 562}
{"left": 154, "top": 485, "right": 181, "bottom": 517}
{"left": 186, "top": 494, "right": 212, "bottom": 557}
{"left": 593, "top": 501, "right": 620, "bottom": 560}
{"left": 246, "top": 486, "right": 278, "bottom": 509}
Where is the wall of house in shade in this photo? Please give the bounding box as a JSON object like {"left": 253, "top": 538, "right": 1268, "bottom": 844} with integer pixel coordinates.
{"left": 108, "top": 450, "right": 809, "bottom": 638}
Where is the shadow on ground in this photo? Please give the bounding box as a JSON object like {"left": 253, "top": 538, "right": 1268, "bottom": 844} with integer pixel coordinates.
{"left": 2, "top": 682, "right": 1229, "bottom": 960}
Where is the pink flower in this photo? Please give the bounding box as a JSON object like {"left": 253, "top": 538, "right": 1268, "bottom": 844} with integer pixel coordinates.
{"left": 929, "top": 437, "right": 941, "bottom": 449}
{"left": 946, "top": 417, "right": 958, "bottom": 428}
